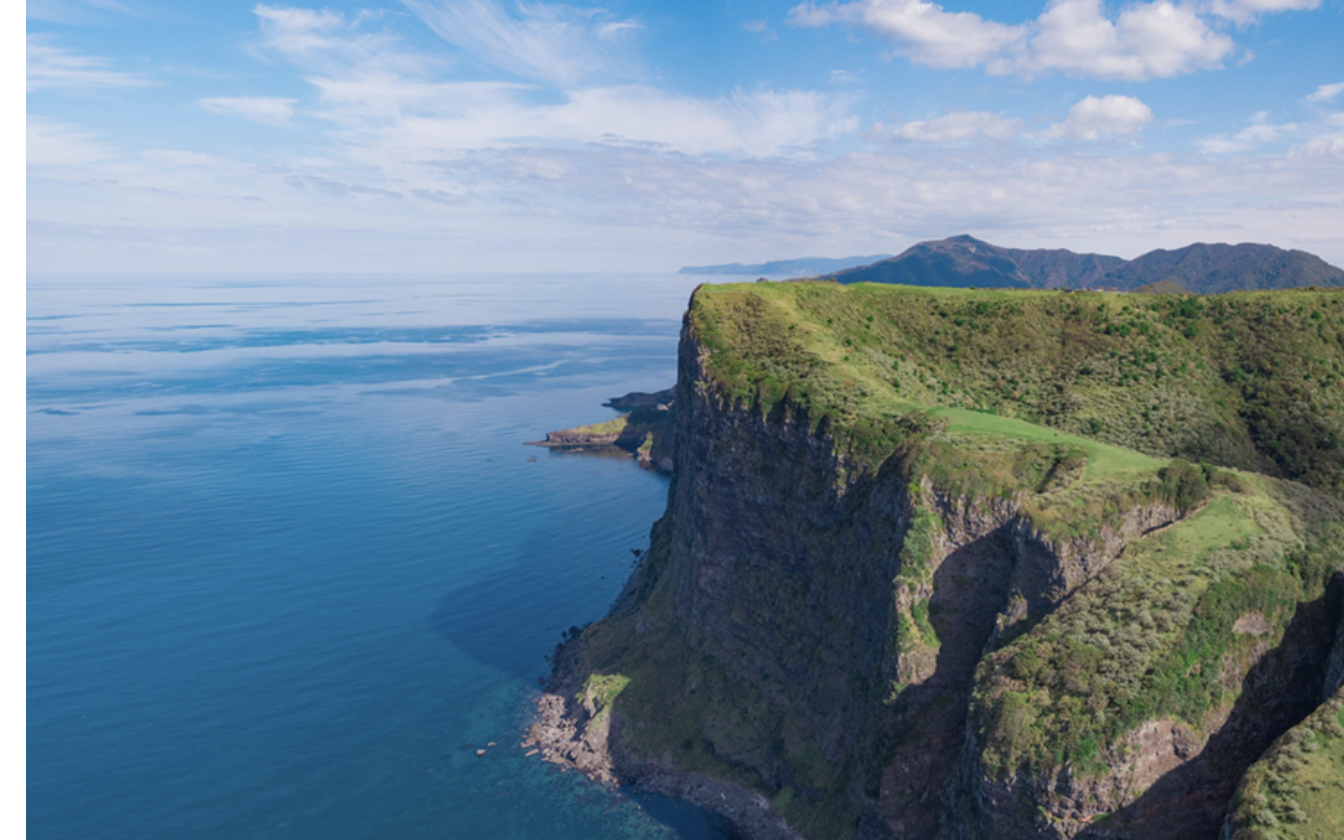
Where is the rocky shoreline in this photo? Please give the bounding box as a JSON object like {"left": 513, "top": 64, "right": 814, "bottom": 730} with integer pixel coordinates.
{"left": 522, "top": 386, "right": 802, "bottom": 839}
{"left": 523, "top": 636, "right": 802, "bottom": 840}
{"left": 526, "top": 387, "right": 676, "bottom": 473}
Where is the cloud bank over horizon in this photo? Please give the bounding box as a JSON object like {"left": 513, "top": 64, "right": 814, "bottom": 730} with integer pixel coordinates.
{"left": 26, "top": 0, "right": 1344, "bottom": 273}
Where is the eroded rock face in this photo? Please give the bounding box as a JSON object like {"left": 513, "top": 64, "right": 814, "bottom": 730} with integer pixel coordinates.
{"left": 990, "top": 500, "right": 1180, "bottom": 648}
{"left": 653, "top": 329, "right": 909, "bottom": 806}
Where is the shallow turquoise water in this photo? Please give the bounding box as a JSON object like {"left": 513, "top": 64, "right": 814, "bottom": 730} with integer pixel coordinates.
{"left": 27, "top": 273, "right": 731, "bottom": 840}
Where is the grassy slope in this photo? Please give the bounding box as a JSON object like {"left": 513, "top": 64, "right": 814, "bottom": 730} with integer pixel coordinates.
{"left": 974, "top": 481, "right": 1341, "bottom": 779}
{"left": 584, "top": 282, "right": 1344, "bottom": 837}
{"left": 1224, "top": 687, "right": 1344, "bottom": 840}
{"left": 690, "top": 281, "right": 1344, "bottom": 495}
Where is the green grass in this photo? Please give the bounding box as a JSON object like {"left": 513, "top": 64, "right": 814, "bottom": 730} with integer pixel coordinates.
{"left": 972, "top": 486, "right": 1330, "bottom": 778}
{"left": 1224, "top": 688, "right": 1344, "bottom": 840}
{"left": 932, "top": 407, "right": 1163, "bottom": 480}
{"left": 580, "top": 673, "right": 631, "bottom": 724}
{"left": 688, "top": 281, "right": 1344, "bottom": 497}
{"left": 569, "top": 416, "right": 628, "bottom": 436}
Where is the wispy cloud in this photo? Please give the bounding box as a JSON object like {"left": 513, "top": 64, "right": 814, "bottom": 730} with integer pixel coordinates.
{"left": 27, "top": 36, "right": 150, "bottom": 91}
{"left": 1197, "top": 110, "right": 1301, "bottom": 153}
{"left": 27, "top": 117, "right": 120, "bottom": 166}
{"left": 402, "top": 0, "right": 644, "bottom": 86}
{"left": 339, "top": 85, "right": 860, "bottom": 158}
{"left": 252, "top": 4, "right": 436, "bottom": 78}
{"left": 881, "top": 111, "right": 1023, "bottom": 143}
{"left": 1207, "top": 0, "right": 1320, "bottom": 25}
{"left": 200, "top": 96, "right": 298, "bottom": 126}
{"left": 786, "top": 0, "right": 1314, "bottom": 81}
{"left": 1305, "top": 82, "right": 1344, "bottom": 105}
{"left": 248, "top": 5, "right": 857, "bottom": 158}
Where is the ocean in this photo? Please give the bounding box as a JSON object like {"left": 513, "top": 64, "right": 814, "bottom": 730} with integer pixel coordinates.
{"left": 26, "top": 272, "right": 734, "bottom": 840}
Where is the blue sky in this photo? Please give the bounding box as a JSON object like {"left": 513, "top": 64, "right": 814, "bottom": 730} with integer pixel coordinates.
{"left": 26, "top": 0, "right": 1344, "bottom": 272}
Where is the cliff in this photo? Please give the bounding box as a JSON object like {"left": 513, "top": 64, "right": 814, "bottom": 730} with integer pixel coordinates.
{"left": 531, "top": 282, "right": 1344, "bottom": 840}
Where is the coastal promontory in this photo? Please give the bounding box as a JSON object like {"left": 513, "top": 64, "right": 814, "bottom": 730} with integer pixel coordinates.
{"left": 531, "top": 281, "right": 1344, "bottom": 840}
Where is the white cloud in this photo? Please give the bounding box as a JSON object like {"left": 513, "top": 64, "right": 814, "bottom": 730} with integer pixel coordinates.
{"left": 1207, "top": 0, "right": 1320, "bottom": 25}
{"left": 1046, "top": 94, "right": 1154, "bottom": 140}
{"left": 788, "top": 0, "right": 1026, "bottom": 70}
{"left": 1021, "top": 0, "right": 1233, "bottom": 81}
{"left": 27, "top": 36, "right": 150, "bottom": 90}
{"left": 402, "top": 0, "right": 643, "bottom": 86}
{"left": 885, "top": 111, "right": 1023, "bottom": 142}
{"left": 1305, "top": 82, "right": 1344, "bottom": 105}
{"left": 743, "top": 20, "right": 769, "bottom": 33}
{"left": 786, "top": 0, "right": 1307, "bottom": 81}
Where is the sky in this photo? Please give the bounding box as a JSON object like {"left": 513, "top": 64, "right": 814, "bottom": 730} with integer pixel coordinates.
{"left": 25, "top": 0, "right": 1344, "bottom": 273}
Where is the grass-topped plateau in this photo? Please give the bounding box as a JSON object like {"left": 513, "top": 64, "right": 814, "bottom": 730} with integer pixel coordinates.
{"left": 541, "top": 280, "right": 1344, "bottom": 840}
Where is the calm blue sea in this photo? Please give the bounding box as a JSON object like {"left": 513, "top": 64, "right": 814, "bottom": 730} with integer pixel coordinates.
{"left": 27, "top": 273, "right": 733, "bottom": 840}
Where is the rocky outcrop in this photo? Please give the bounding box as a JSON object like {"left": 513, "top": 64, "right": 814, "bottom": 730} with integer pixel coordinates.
{"left": 529, "top": 393, "right": 676, "bottom": 472}
{"left": 535, "top": 427, "right": 626, "bottom": 447}
{"left": 604, "top": 388, "right": 675, "bottom": 412}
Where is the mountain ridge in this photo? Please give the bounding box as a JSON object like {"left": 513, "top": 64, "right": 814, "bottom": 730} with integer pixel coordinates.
{"left": 806, "top": 236, "right": 1344, "bottom": 293}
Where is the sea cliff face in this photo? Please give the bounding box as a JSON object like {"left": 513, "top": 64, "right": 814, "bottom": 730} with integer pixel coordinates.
{"left": 533, "top": 283, "right": 1344, "bottom": 840}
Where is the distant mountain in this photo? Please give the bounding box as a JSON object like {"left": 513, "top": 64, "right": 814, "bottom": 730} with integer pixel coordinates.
{"left": 678, "top": 255, "right": 891, "bottom": 276}
{"left": 826, "top": 235, "right": 1344, "bottom": 293}
{"left": 1100, "top": 242, "right": 1344, "bottom": 293}
{"left": 829, "top": 236, "right": 1124, "bottom": 289}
